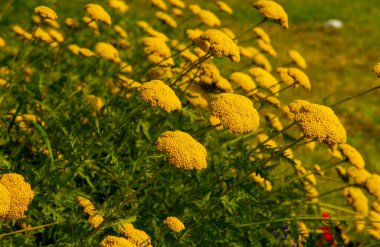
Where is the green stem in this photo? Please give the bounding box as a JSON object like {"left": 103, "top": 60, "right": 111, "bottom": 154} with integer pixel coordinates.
{"left": 329, "top": 85, "right": 380, "bottom": 108}
{"left": 234, "top": 18, "right": 267, "bottom": 41}
{"left": 0, "top": 222, "right": 60, "bottom": 239}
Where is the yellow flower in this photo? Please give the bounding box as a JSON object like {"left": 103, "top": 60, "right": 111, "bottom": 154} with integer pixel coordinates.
{"left": 338, "top": 144, "right": 365, "bottom": 169}
{"left": 0, "top": 183, "right": 10, "bottom": 217}
{"left": 68, "top": 44, "right": 81, "bottom": 55}
{"left": 209, "top": 93, "right": 260, "bottom": 133}
{"left": 157, "top": 131, "right": 207, "bottom": 170}
{"left": 64, "top": 18, "right": 78, "bottom": 28}
{"left": 265, "top": 113, "right": 283, "bottom": 131}
{"left": 296, "top": 221, "right": 310, "bottom": 238}
{"left": 75, "top": 196, "right": 94, "bottom": 208}
{"left": 289, "top": 100, "right": 347, "bottom": 144}
{"left": 164, "top": 216, "right": 185, "bottom": 232}
{"left": 119, "top": 223, "right": 152, "bottom": 247}
{"left": 139, "top": 80, "right": 181, "bottom": 112}
{"left": 34, "top": 6, "right": 58, "bottom": 20}
{"left": 0, "top": 173, "right": 34, "bottom": 219}
{"left": 0, "top": 36, "right": 5, "bottom": 48}
{"left": 313, "top": 164, "right": 324, "bottom": 176}
{"left": 172, "top": 8, "right": 183, "bottom": 16}
{"left": 343, "top": 187, "right": 368, "bottom": 216}
{"left": 288, "top": 49, "right": 307, "bottom": 69}
{"left": 209, "top": 115, "right": 223, "bottom": 130}
{"left": 100, "top": 235, "right": 135, "bottom": 247}
{"left": 256, "top": 39, "right": 276, "bottom": 57}
{"left": 88, "top": 214, "right": 104, "bottom": 228}
{"left": 84, "top": 4, "right": 112, "bottom": 25}
{"left": 366, "top": 175, "right": 380, "bottom": 199}
{"left": 83, "top": 16, "right": 99, "bottom": 30}
{"left": 253, "top": 53, "right": 272, "bottom": 72}
{"left": 278, "top": 67, "right": 311, "bottom": 90}
{"left": 149, "top": 0, "right": 167, "bottom": 11}
{"left": 230, "top": 72, "right": 257, "bottom": 93}
{"left": 253, "top": 27, "right": 270, "bottom": 44}
{"left": 83, "top": 205, "right": 97, "bottom": 216}
{"left": 189, "top": 4, "right": 202, "bottom": 15}
{"left": 169, "top": 0, "right": 185, "bottom": 9}
{"left": 250, "top": 172, "right": 272, "bottom": 191}
{"left": 95, "top": 42, "right": 120, "bottom": 63}
{"left": 179, "top": 82, "right": 209, "bottom": 108}
{"left": 11, "top": 25, "right": 33, "bottom": 40}
{"left": 195, "top": 10, "right": 221, "bottom": 27}
{"left": 201, "top": 29, "right": 240, "bottom": 62}
{"left": 367, "top": 229, "right": 380, "bottom": 239}
{"left": 253, "top": 0, "right": 288, "bottom": 29}
{"left": 33, "top": 28, "right": 53, "bottom": 43}
{"left": 143, "top": 37, "right": 174, "bottom": 66}
{"left": 373, "top": 63, "right": 380, "bottom": 77}
{"left": 156, "top": 11, "right": 177, "bottom": 28}
{"left": 221, "top": 28, "right": 237, "bottom": 42}
{"left": 79, "top": 48, "right": 95, "bottom": 57}
{"left": 276, "top": 67, "right": 294, "bottom": 85}
{"left": 47, "top": 29, "right": 64, "bottom": 43}
{"left": 373, "top": 201, "right": 380, "bottom": 213}
{"left": 215, "top": 76, "right": 234, "bottom": 93}
{"left": 347, "top": 166, "right": 371, "bottom": 185}
{"left": 108, "top": 0, "right": 129, "bottom": 13}
{"left": 85, "top": 95, "right": 106, "bottom": 112}
{"left": 249, "top": 68, "right": 279, "bottom": 94}
{"left": 114, "top": 25, "right": 128, "bottom": 39}
{"left": 216, "top": 1, "right": 233, "bottom": 14}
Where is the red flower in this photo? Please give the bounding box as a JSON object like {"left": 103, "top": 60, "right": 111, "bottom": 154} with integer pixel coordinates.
{"left": 322, "top": 213, "right": 330, "bottom": 218}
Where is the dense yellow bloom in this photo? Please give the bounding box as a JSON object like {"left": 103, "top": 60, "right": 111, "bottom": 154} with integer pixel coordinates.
{"left": 34, "top": 6, "right": 58, "bottom": 20}
{"left": 289, "top": 100, "right": 347, "bottom": 144}
{"left": 253, "top": 53, "right": 272, "bottom": 72}
{"left": 230, "top": 72, "right": 257, "bottom": 93}
{"left": 68, "top": 44, "right": 81, "bottom": 55}
{"left": 169, "top": 0, "right": 185, "bottom": 9}
{"left": 249, "top": 67, "right": 279, "bottom": 94}
{"left": 288, "top": 68, "right": 311, "bottom": 90}
{"left": 88, "top": 214, "right": 104, "bottom": 228}
{"left": 265, "top": 113, "right": 283, "bottom": 131}
{"left": 215, "top": 76, "right": 234, "bottom": 93}
{"left": 253, "top": 0, "right": 288, "bottom": 29}
{"left": 250, "top": 172, "right": 272, "bottom": 191}
{"left": 76, "top": 196, "right": 94, "bottom": 208}
{"left": 253, "top": 27, "right": 270, "bottom": 44}
{"left": 256, "top": 39, "right": 276, "bottom": 57}
{"left": 143, "top": 37, "right": 174, "bottom": 66}
{"left": 172, "top": 8, "right": 183, "bottom": 16}
{"left": 296, "top": 221, "right": 310, "bottom": 238}
{"left": 83, "top": 16, "right": 99, "bottom": 30}
{"left": 164, "top": 216, "right": 185, "bottom": 232}
{"left": 288, "top": 49, "right": 307, "bottom": 69}
{"left": 221, "top": 28, "right": 237, "bottom": 41}
{"left": 119, "top": 223, "right": 152, "bottom": 247}
{"left": 216, "top": 1, "right": 233, "bottom": 14}
{"left": 0, "top": 173, "right": 34, "bottom": 219}
{"left": 277, "top": 67, "right": 294, "bottom": 85}
{"left": 95, "top": 42, "right": 120, "bottom": 63}
{"left": 157, "top": 131, "right": 207, "bottom": 170}
{"left": 201, "top": 29, "right": 240, "bottom": 62}
{"left": 209, "top": 115, "right": 223, "bottom": 130}
{"left": 0, "top": 183, "right": 10, "bottom": 217}
{"left": 139, "top": 80, "right": 181, "bottom": 112}
{"left": 100, "top": 236, "right": 135, "bottom": 247}
{"left": 209, "top": 93, "right": 260, "bottom": 133}
{"left": 11, "top": 25, "right": 33, "bottom": 40}
{"left": 0, "top": 36, "right": 5, "bottom": 48}
{"left": 156, "top": 11, "right": 177, "bottom": 28}
{"left": 149, "top": 0, "right": 167, "bottom": 11}
{"left": 47, "top": 29, "right": 64, "bottom": 43}
{"left": 83, "top": 204, "right": 97, "bottom": 216}
{"left": 338, "top": 144, "right": 365, "bottom": 169}
{"left": 373, "top": 63, "right": 380, "bottom": 77}
{"left": 84, "top": 4, "right": 112, "bottom": 25}
{"left": 85, "top": 95, "right": 106, "bottom": 112}
{"left": 347, "top": 166, "right": 371, "bottom": 185}
{"left": 34, "top": 28, "right": 53, "bottom": 43}
{"left": 366, "top": 175, "right": 380, "bottom": 199}
{"left": 189, "top": 4, "right": 202, "bottom": 15}
{"left": 343, "top": 187, "right": 369, "bottom": 216}
{"left": 108, "top": 0, "right": 129, "bottom": 13}
{"left": 195, "top": 10, "right": 221, "bottom": 27}
{"left": 179, "top": 82, "right": 209, "bottom": 108}
{"left": 373, "top": 201, "right": 380, "bottom": 213}
{"left": 114, "top": 25, "right": 128, "bottom": 39}
{"left": 369, "top": 210, "right": 380, "bottom": 230}
{"left": 79, "top": 47, "right": 95, "bottom": 57}
{"left": 313, "top": 164, "right": 324, "bottom": 176}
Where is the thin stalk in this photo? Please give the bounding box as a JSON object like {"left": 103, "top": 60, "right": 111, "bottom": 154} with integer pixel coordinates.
{"left": 0, "top": 222, "right": 60, "bottom": 239}
{"left": 234, "top": 18, "right": 267, "bottom": 41}
{"left": 318, "top": 202, "right": 356, "bottom": 214}
{"left": 330, "top": 85, "right": 380, "bottom": 108}
{"left": 192, "top": 123, "right": 222, "bottom": 137}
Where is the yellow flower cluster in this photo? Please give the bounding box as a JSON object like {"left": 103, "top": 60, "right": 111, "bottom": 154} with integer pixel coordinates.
{"left": 209, "top": 93, "right": 260, "bottom": 133}
{"left": 288, "top": 49, "right": 307, "bottom": 69}
{"left": 156, "top": 11, "right": 177, "bottom": 29}
{"left": 294, "top": 160, "right": 318, "bottom": 203}
{"left": 253, "top": 27, "right": 270, "bottom": 44}
{"left": 277, "top": 67, "right": 311, "bottom": 90}
{"left": 163, "top": 216, "right": 185, "bottom": 232}
{"left": 194, "top": 9, "right": 221, "bottom": 27}
{"left": 84, "top": 4, "right": 112, "bottom": 25}
{"left": 12, "top": 25, "right": 32, "bottom": 40}
{"left": 169, "top": 0, "right": 185, "bottom": 9}
{"left": 250, "top": 172, "right": 272, "bottom": 191}
{"left": 108, "top": 0, "right": 129, "bottom": 13}
{"left": 216, "top": 1, "right": 233, "bottom": 15}
{"left": 34, "top": 6, "right": 58, "bottom": 20}
{"left": 372, "top": 62, "right": 380, "bottom": 77}
{"left": 179, "top": 82, "right": 209, "bottom": 109}
{"left": 201, "top": 29, "right": 240, "bottom": 63}
{"left": 139, "top": 80, "right": 181, "bottom": 112}
{"left": 156, "top": 131, "right": 207, "bottom": 170}
{"left": 253, "top": 0, "right": 288, "bottom": 29}
{"left": 249, "top": 67, "right": 280, "bottom": 94}
{"left": 338, "top": 144, "right": 365, "bottom": 169}
{"left": 75, "top": 196, "right": 104, "bottom": 228}
{"left": 256, "top": 39, "right": 277, "bottom": 57}
{"left": 343, "top": 187, "right": 368, "bottom": 231}
{"left": 230, "top": 72, "right": 257, "bottom": 93}
{"left": 289, "top": 100, "right": 346, "bottom": 144}
{"left": 143, "top": 37, "right": 174, "bottom": 66}
{"left": 265, "top": 113, "right": 283, "bottom": 131}
{"left": 366, "top": 175, "right": 380, "bottom": 200}
{"left": 100, "top": 235, "right": 135, "bottom": 247}
{"left": 149, "top": 0, "right": 167, "bottom": 11}
{"left": 95, "top": 42, "right": 120, "bottom": 63}
{"left": 118, "top": 223, "right": 152, "bottom": 246}
{"left": 0, "top": 173, "right": 34, "bottom": 219}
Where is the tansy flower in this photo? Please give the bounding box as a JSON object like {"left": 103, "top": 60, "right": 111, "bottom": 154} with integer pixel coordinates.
{"left": 145, "top": 28, "right": 170, "bottom": 42}
{"left": 209, "top": 93, "right": 260, "bottom": 133}
{"left": 172, "top": 8, "right": 183, "bottom": 16}
{"left": 95, "top": 42, "right": 120, "bottom": 63}
{"left": 169, "top": 0, "right": 185, "bottom": 9}
{"left": 343, "top": 187, "right": 369, "bottom": 216}
{"left": 179, "top": 82, "right": 209, "bottom": 108}
{"left": 156, "top": 11, "right": 177, "bottom": 28}
{"left": 164, "top": 216, "right": 185, "bottom": 232}
{"left": 277, "top": 67, "right": 294, "bottom": 85}
{"left": 366, "top": 175, "right": 380, "bottom": 200}
{"left": 156, "top": 131, "right": 207, "bottom": 170}
{"left": 149, "top": 0, "right": 167, "bottom": 11}
{"left": 288, "top": 49, "right": 307, "bottom": 69}
{"left": 143, "top": 37, "right": 174, "bottom": 66}
{"left": 221, "top": 28, "right": 237, "bottom": 42}
{"left": 253, "top": 0, "right": 288, "bottom": 29}
{"left": 230, "top": 72, "right": 257, "bottom": 93}
{"left": 372, "top": 63, "right": 380, "bottom": 77}
{"left": 0, "top": 183, "right": 10, "bottom": 217}
{"left": 68, "top": 44, "right": 81, "bottom": 55}
{"left": 11, "top": 25, "right": 33, "bottom": 40}
{"left": 200, "top": 29, "right": 240, "bottom": 62}
{"left": 346, "top": 166, "right": 370, "bottom": 185}
{"left": 253, "top": 27, "right": 270, "bottom": 44}
{"left": 83, "top": 16, "right": 99, "bottom": 30}
{"left": 114, "top": 25, "right": 128, "bottom": 39}
{"left": 209, "top": 115, "right": 223, "bottom": 130}
{"left": 195, "top": 10, "right": 221, "bottom": 27}
{"left": 189, "top": 4, "right": 202, "bottom": 15}
{"left": 216, "top": 1, "right": 233, "bottom": 15}
{"left": 215, "top": 76, "right": 234, "bottom": 93}
{"left": 85, "top": 95, "right": 106, "bottom": 112}
{"left": 0, "top": 173, "right": 34, "bottom": 219}
{"left": 0, "top": 37, "right": 5, "bottom": 48}
{"left": 47, "top": 29, "right": 64, "bottom": 43}
{"left": 338, "top": 144, "right": 365, "bottom": 169}
{"left": 33, "top": 28, "right": 53, "bottom": 43}
{"left": 253, "top": 53, "right": 272, "bottom": 72}
{"left": 34, "top": 6, "right": 58, "bottom": 20}
{"left": 249, "top": 67, "right": 279, "bottom": 94}
{"left": 118, "top": 223, "right": 152, "bottom": 247}
{"left": 108, "top": 0, "right": 129, "bottom": 13}
{"left": 239, "top": 46, "right": 258, "bottom": 59}
{"left": 289, "top": 100, "right": 347, "bottom": 144}
{"left": 139, "top": 80, "right": 181, "bottom": 112}
{"left": 75, "top": 196, "right": 94, "bottom": 208}
{"left": 265, "top": 113, "right": 283, "bottom": 131}
{"left": 256, "top": 39, "right": 276, "bottom": 57}
{"left": 84, "top": 4, "right": 112, "bottom": 25}
{"left": 88, "top": 214, "right": 104, "bottom": 228}
{"left": 100, "top": 235, "right": 135, "bottom": 247}
{"left": 79, "top": 48, "right": 95, "bottom": 57}
{"left": 278, "top": 67, "right": 311, "bottom": 90}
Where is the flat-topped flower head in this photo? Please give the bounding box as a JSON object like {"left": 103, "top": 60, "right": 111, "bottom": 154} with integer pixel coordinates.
{"left": 34, "top": 6, "right": 58, "bottom": 20}
{"left": 88, "top": 214, "right": 104, "bottom": 228}
{"left": 195, "top": 10, "right": 221, "bottom": 27}
{"left": 139, "top": 80, "right": 181, "bottom": 112}
{"left": 143, "top": 37, "right": 174, "bottom": 66}
{"left": 373, "top": 62, "right": 380, "bottom": 77}
{"left": 156, "top": 131, "right": 207, "bottom": 170}
{"left": 0, "top": 173, "right": 34, "bottom": 219}
{"left": 256, "top": 39, "right": 277, "bottom": 57}
{"left": 209, "top": 93, "right": 260, "bottom": 133}
{"left": 0, "top": 183, "right": 10, "bottom": 217}
{"left": 84, "top": 4, "right": 112, "bottom": 25}
{"left": 95, "top": 42, "right": 120, "bottom": 63}
{"left": 100, "top": 235, "right": 135, "bottom": 247}
{"left": 288, "top": 49, "right": 307, "bottom": 69}
{"left": 253, "top": 27, "right": 270, "bottom": 43}
{"left": 201, "top": 29, "right": 240, "bottom": 62}
{"left": 156, "top": 11, "right": 177, "bottom": 28}
{"left": 108, "top": 0, "right": 129, "bottom": 13}
{"left": 164, "top": 216, "right": 185, "bottom": 232}
{"left": 338, "top": 144, "right": 365, "bottom": 169}
{"left": 216, "top": 1, "right": 233, "bottom": 14}
{"left": 119, "top": 223, "right": 152, "bottom": 247}
{"left": 253, "top": 0, "right": 288, "bottom": 29}
{"left": 230, "top": 72, "right": 257, "bottom": 93}
{"left": 289, "top": 100, "right": 346, "bottom": 144}
{"left": 169, "top": 0, "right": 186, "bottom": 9}
{"left": 249, "top": 67, "right": 279, "bottom": 94}
{"left": 276, "top": 67, "right": 294, "bottom": 85}
{"left": 149, "top": 0, "right": 167, "bottom": 11}
{"left": 287, "top": 68, "right": 311, "bottom": 90}
{"left": 75, "top": 196, "right": 94, "bottom": 208}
